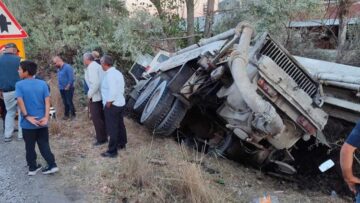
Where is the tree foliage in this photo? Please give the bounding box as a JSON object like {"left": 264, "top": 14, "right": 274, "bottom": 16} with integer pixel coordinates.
{"left": 0, "top": 0, "right": 331, "bottom": 70}
{"left": 248, "top": 0, "right": 320, "bottom": 32}
{"left": 113, "top": 11, "right": 164, "bottom": 59}
{"left": 214, "top": 0, "right": 321, "bottom": 43}
{"left": 138, "top": 0, "right": 188, "bottom": 50}
{"left": 2, "top": 0, "right": 196, "bottom": 69}
{"left": 3, "top": 0, "right": 128, "bottom": 69}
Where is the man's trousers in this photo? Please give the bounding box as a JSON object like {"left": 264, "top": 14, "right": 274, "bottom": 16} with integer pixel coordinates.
{"left": 104, "top": 105, "right": 127, "bottom": 154}
{"left": 23, "top": 127, "right": 56, "bottom": 170}
{"left": 3, "top": 91, "right": 22, "bottom": 139}
{"left": 89, "top": 100, "right": 107, "bottom": 142}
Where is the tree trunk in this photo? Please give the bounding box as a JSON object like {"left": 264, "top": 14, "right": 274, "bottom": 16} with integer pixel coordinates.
{"left": 150, "top": 0, "right": 163, "bottom": 17}
{"left": 185, "top": 0, "right": 195, "bottom": 45}
{"left": 204, "top": 0, "right": 215, "bottom": 38}
{"left": 336, "top": 0, "right": 352, "bottom": 62}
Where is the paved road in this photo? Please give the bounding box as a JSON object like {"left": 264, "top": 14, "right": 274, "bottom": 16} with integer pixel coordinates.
{"left": 0, "top": 122, "right": 84, "bottom": 203}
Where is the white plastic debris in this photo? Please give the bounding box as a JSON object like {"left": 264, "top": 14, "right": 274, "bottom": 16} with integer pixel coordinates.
{"left": 319, "top": 159, "right": 335, "bottom": 172}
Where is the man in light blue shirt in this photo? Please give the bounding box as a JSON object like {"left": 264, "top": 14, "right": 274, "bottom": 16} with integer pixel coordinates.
{"left": 100, "top": 55, "right": 127, "bottom": 158}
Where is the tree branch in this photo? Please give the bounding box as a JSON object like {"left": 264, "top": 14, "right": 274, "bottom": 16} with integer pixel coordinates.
{"left": 157, "top": 34, "right": 202, "bottom": 41}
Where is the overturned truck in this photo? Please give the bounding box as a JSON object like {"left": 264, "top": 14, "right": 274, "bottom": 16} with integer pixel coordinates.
{"left": 128, "top": 22, "right": 332, "bottom": 175}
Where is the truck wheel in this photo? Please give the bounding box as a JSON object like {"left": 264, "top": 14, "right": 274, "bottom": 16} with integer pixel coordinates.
{"left": 133, "top": 77, "right": 161, "bottom": 113}
{"left": 154, "top": 99, "right": 187, "bottom": 136}
{"left": 125, "top": 96, "right": 136, "bottom": 117}
{"left": 140, "top": 80, "right": 174, "bottom": 131}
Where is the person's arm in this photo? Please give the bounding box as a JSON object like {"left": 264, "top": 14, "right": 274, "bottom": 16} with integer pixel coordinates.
{"left": 39, "top": 82, "right": 50, "bottom": 126}
{"left": 106, "top": 72, "right": 117, "bottom": 108}
{"left": 87, "top": 64, "right": 100, "bottom": 100}
{"left": 340, "top": 142, "right": 360, "bottom": 193}
{"left": 65, "top": 65, "right": 74, "bottom": 90}
{"left": 17, "top": 97, "right": 40, "bottom": 127}
{"left": 39, "top": 97, "right": 50, "bottom": 126}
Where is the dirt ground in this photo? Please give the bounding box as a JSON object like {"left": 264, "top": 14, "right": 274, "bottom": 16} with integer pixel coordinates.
{"left": 0, "top": 106, "right": 354, "bottom": 203}
{"left": 0, "top": 122, "right": 85, "bottom": 203}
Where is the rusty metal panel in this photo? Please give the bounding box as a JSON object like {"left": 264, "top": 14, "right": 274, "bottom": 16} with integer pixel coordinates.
{"left": 252, "top": 33, "right": 318, "bottom": 98}
{"left": 257, "top": 56, "right": 328, "bottom": 130}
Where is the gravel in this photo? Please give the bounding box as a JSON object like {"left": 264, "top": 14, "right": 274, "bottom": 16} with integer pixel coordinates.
{"left": 0, "top": 121, "right": 84, "bottom": 203}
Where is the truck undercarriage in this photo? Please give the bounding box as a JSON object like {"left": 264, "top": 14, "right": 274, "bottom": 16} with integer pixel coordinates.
{"left": 127, "top": 22, "right": 349, "bottom": 175}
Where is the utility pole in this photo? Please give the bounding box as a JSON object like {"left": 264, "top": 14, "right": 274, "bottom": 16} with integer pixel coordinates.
{"left": 336, "top": 0, "right": 353, "bottom": 62}
{"left": 186, "top": 0, "right": 195, "bottom": 45}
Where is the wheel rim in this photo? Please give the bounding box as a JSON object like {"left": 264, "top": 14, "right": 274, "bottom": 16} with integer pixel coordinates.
{"left": 141, "top": 81, "right": 167, "bottom": 123}
{"left": 133, "top": 77, "right": 161, "bottom": 110}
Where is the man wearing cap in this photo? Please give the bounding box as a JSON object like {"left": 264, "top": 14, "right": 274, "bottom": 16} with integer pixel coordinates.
{"left": 0, "top": 43, "right": 22, "bottom": 142}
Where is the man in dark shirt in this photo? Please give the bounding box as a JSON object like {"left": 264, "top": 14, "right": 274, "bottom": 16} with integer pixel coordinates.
{"left": 340, "top": 121, "right": 360, "bottom": 202}
{"left": 52, "top": 56, "right": 76, "bottom": 120}
{"left": 0, "top": 43, "right": 22, "bottom": 142}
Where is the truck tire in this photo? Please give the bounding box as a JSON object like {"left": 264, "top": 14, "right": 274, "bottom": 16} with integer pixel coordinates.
{"left": 125, "top": 96, "right": 136, "bottom": 117}
{"left": 133, "top": 77, "right": 161, "bottom": 113}
{"left": 140, "top": 80, "right": 174, "bottom": 131}
{"left": 154, "top": 99, "right": 187, "bottom": 136}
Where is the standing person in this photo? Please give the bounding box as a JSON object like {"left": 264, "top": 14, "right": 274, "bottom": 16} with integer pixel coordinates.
{"left": 83, "top": 52, "right": 107, "bottom": 145}
{"left": 0, "top": 43, "right": 22, "bottom": 142}
{"left": 52, "top": 56, "right": 76, "bottom": 120}
{"left": 16, "top": 60, "right": 59, "bottom": 176}
{"left": 100, "top": 55, "right": 127, "bottom": 158}
{"left": 340, "top": 121, "right": 360, "bottom": 202}
{"left": 92, "top": 51, "right": 101, "bottom": 65}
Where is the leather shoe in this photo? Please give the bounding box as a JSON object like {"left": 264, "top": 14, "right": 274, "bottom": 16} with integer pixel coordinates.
{"left": 93, "top": 141, "right": 107, "bottom": 146}
{"left": 117, "top": 145, "right": 126, "bottom": 150}
{"left": 101, "top": 151, "right": 117, "bottom": 158}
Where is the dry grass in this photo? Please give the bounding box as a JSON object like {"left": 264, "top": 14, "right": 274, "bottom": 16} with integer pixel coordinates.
{"left": 45, "top": 80, "right": 351, "bottom": 203}
{"left": 169, "top": 162, "right": 217, "bottom": 202}
{"left": 48, "top": 110, "right": 231, "bottom": 202}
{"left": 45, "top": 75, "right": 234, "bottom": 202}
{"left": 47, "top": 112, "right": 352, "bottom": 202}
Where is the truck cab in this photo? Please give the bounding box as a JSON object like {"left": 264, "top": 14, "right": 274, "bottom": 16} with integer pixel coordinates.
{"left": 129, "top": 51, "right": 170, "bottom": 84}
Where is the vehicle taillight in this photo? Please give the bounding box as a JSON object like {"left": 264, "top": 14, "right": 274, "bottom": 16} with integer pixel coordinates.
{"left": 257, "top": 78, "right": 278, "bottom": 97}
{"left": 297, "top": 116, "right": 316, "bottom": 135}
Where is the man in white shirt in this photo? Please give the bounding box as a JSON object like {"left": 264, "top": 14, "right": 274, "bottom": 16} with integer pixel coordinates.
{"left": 100, "top": 55, "right": 127, "bottom": 158}
{"left": 83, "top": 53, "right": 107, "bottom": 146}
